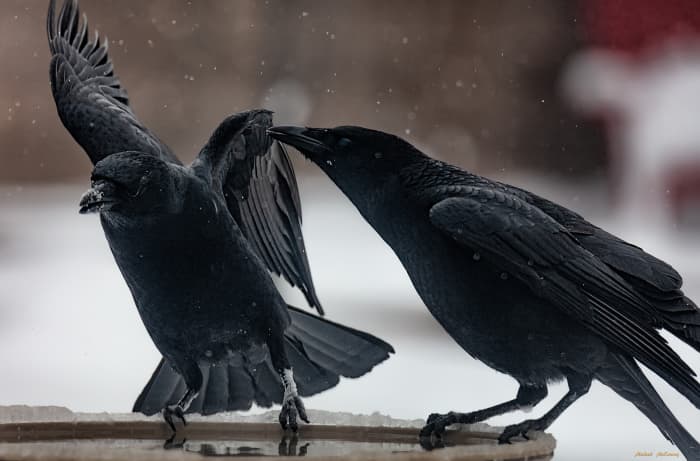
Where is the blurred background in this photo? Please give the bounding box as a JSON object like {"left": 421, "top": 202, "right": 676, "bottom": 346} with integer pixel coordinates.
{"left": 1, "top": 1, "right": 699, "bottom": 460}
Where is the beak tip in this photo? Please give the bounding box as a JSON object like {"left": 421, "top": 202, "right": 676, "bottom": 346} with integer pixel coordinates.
{"left": 267, "top": 126, "right": 328, "bottom": 159}
{"left": 79, "top": 182, "right": 113, "bottom": 214}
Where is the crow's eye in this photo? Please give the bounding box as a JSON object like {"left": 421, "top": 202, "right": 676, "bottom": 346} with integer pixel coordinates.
{"left": 337, "top": 137, "right": 352, "bottom": 148}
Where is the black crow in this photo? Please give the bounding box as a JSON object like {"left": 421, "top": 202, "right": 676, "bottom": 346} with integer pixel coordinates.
{"left": 269, "top": 125, "right": 700, "bottom": 458}
{"left": 47, "top": 0, "right": 393, "bottom": 433}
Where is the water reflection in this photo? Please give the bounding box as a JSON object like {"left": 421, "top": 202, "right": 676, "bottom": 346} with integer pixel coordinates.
{"left": 0, "top": 422, "right": 554, "bottom": 460}
{"left": 183, "top": 434, "right": 310, "bottom": 457}
{"left": 180, "top": 433, "right": 428, "bottom": 457}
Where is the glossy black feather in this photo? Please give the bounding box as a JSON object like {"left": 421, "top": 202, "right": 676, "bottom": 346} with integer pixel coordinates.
{"left": 596, "top": 354, "right": 700, "bottom": 459}
{"left": 428, "top": 191, "right": 699, "bottom": 405}
{"left": 269, "top": 124, "right": 700, "bottom": 458}
{"left": 133, "top": 306, "right": 393, "bottom": 415}
{"left": 47, "top": 0, "right": 176, "bottom": 165}
{"left": 194, "top": 112, "right": 324, "bottom": 315}
{"left": 48, "top": 0, "right": 392, "bottom": 420}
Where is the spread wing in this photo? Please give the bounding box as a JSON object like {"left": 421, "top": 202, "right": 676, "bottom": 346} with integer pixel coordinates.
{"left": 47, "top": 0, "right": 176, "bottom": 165}
{"left": 194, "top": 110, "right": 323, "bottom": 315}
{"left": 428, "top": 186, "right": 698, "bottom": 395}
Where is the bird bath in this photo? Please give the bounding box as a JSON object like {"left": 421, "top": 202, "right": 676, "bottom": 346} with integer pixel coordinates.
{"left": 0, "top": 407, "right": 555, "bottom": 460}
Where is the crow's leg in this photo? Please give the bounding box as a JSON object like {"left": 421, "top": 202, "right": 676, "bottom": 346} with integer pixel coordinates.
{"left": 268, "top": 335, "right": 308, "bottom": 431}
{"left": 498, "top": 373, "right": 591, "bottom": 444}
{"left": 163, "top": 361, "right": 203, "bottom": 433}
{"left": 420, "top": 383, "right": 548, "bottom": 439}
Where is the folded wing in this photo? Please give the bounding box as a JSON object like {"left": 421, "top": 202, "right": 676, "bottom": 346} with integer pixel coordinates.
{"left": 428, "top": 186, "right": 699, "bottom": 407}
{"left": 506, "top": 184, "right": 700, "bottom": 351}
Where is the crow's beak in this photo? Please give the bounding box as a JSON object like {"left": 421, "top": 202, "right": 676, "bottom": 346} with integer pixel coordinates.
{"left": 79, "top": 180, "right": 117, "bottom": 214}
{"left": 267, "top": 126, "right": 331, "bottom": 159}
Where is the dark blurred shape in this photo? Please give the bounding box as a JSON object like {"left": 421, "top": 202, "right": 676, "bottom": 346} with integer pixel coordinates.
{"left": 1, "top": 0, "right": 602, "bottom": 182}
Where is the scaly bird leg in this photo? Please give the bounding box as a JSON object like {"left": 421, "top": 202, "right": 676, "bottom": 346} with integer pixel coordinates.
{"left": 420, "top": 383, "right": 548, "bottom": 440}
{"left": 163, "top": 387, "right": 198, "bottom": 433}
{"left": 278, "top": 368, "right": 309, "bottom": 431}
{"left": 498, "top": 374, "right": 591, "bottom": 444}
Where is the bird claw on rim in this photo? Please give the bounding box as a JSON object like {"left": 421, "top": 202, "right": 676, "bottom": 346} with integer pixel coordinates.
{"left": 278, "top": 395, "right": 309, "bottom": 432}
{"left": 420, "top": 411, "right": 459, "bottom": 439}
{"left": 498, "top": 419, "right": 541, "bottom": 444}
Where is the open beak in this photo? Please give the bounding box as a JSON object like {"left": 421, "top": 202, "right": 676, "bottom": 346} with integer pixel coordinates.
{"left": 267, "top": 126, "right": 331, "bottom": 158}
{"left": 79, "top": 180, "right": 117, "bottom": 214}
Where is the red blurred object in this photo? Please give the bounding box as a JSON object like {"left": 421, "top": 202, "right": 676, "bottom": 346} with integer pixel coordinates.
{"left": 582, "top": 0, "right": 700, "bottom": 54}
{"left": 571, "top": 0, "right": 700, "bottom": 225}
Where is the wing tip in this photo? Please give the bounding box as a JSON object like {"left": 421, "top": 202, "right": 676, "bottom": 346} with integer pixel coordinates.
{"left": 47, "top": 0, "right": 57, "bottom": 44}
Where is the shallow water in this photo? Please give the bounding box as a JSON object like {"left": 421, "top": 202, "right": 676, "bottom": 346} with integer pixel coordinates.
{"left": 0, "top": 420, "right": 555, "bottom": 460}
{"left": 2, "top": 438, "right": 553, "bottom": 460}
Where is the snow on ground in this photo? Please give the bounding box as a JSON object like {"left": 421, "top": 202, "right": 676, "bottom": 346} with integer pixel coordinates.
{"left": 0, "top": 175, "right": 698, "bottom": 461}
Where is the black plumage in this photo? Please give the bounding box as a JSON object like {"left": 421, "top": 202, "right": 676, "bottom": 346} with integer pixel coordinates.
{"left": 47, "top": 0, "right": 392, "bottom": 433}
{"left": 269, "top": 125, "right": 700, "bottom": 458}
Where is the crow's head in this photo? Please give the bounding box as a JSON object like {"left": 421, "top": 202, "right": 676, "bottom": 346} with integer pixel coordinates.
{"left": 268, "top": 125, "right": 425, "bottom": 196}
{"left": 80, "top": 152, "right": 184, "bottom": 217}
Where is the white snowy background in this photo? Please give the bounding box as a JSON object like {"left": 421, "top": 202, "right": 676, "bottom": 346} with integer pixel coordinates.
{"left": 1, "top": 173, "right": 698, "bottom": 461}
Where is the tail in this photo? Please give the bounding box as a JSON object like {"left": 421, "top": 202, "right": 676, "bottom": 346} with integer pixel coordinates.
{"left": 596, "top": 353, "right": 699, "bottom": 460}
{"left": 133, "top": 305, "right": 393, "bottom": 415}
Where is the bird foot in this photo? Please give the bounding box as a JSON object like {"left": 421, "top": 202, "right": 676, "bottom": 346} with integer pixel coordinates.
{"left": 163, "top": 404, "right": 187, "bottom": 433}
{"left": 498, "top": 418, "right": 545, "bottom": 444}
{"left": 420, "top": 410, "right": 479, "bottom": 439}
{"left": 278, "top": 395, "right": 309, "bottom": 432}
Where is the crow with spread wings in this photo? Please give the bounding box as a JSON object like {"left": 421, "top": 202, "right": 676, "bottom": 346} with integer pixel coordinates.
{"left": 46, "top": 0, "right": 392, "bottom": 434}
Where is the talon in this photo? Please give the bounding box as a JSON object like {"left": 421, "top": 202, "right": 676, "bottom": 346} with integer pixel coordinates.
{"left": 295, "top": 396, "right": 309, "bottom": 423}
{"left": 288, "top": 404, "right": 298, "bottom": 432}
{"left": 279, "top": 407, "right": 289, "bottom": 430}
{"left": 420, "top": 411, "right": 457, "bottom": 439}
{"left": 419, "top": 423, "right": 434, "bottom": 439}
{"left": 279, "top": 395, "right": 308, "bottom": 432}
{"left": 498, "top": 419, "right": 542, "bottom": 444}
{"left": 498, "top": 435, "right": 512, "bottom": 445}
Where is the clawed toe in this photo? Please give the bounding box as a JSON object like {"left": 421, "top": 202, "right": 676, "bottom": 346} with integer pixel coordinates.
{"left": 419, "top": 411, "right": 457, "bottom": 439}
{"left": 279, "top": 395, "right": 309, "bottom": 432}
{"left": 498, "top": 419, "right": 542, "bottom": 444}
